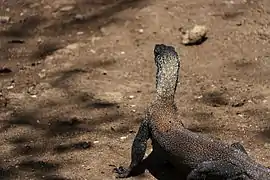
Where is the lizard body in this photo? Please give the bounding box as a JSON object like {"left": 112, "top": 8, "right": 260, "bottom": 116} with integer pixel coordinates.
{"left": 114, "top": 44, "right": 270, "bottom": 180}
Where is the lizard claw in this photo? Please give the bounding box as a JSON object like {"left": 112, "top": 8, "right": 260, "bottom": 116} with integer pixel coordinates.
{"left": 113, "top": 166, "right": 131, "bottom": 178}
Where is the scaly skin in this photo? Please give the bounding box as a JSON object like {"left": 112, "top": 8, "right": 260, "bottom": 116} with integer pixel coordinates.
{"left": 114, "top": 44, "right": 270, "bottom": 179}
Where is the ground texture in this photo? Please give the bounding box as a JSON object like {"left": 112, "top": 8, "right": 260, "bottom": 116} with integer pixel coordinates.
{"left": 0, "top": 0, "right": 270, "bottom": 179}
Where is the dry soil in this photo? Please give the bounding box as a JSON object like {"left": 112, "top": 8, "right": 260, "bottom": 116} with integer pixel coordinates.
{"left": 0, "top": 0, "right": 270, "bottom": 179}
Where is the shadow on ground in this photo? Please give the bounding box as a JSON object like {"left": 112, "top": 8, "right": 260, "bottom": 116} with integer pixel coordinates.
{"left": 0, "top": 105, "right": 127, "bottom": 179}
{"left": 0, "top": 0, "right": 148, "bottom": 37}
{"left": 0, "top": 0, "right": 149, "bottom": 66}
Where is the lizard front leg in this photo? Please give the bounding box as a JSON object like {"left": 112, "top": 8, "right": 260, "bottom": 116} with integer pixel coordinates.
{"left": 114, "top": 119, "right": 150, "bottom": 178}
{"left": 186, "top": 160, "right": 249, "bottom": 180}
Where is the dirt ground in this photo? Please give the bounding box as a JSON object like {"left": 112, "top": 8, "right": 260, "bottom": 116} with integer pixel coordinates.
{"left": 0, "top": 0, "right": 270, "bottom": 179}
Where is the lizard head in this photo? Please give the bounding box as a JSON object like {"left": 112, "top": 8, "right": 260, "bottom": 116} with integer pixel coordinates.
{"left": 154, "top": 44, "right": 179, "bottom": 68}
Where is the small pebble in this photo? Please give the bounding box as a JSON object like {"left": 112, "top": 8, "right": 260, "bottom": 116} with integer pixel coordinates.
{"left": 6, "top": 85, "right": 14, "bottom": 90}
{"left": 236, "top": 22, "right": 242, "bottom": 26}
{"left": 130, "top": 104, "right": 136, "bottom": 107}
{"left": 237, "top": 113, "right": 244, "bottom": 118}
{"left": 30, "top": 3, "right": 40, "bottom": 8}
{"left": 60, "top": 6, "right": 74, "bottom": 12}
{"left": 120, "top": 51, "right": 125, "bottom": 55}
{"left": 120, "top": 136, "right": 128, "bottom": 140}
{"left": 231, "top": 101, "right": 245, "bottom": 107}
{"left": 0, "top": 16, "right": 10, "bottom": 23}
{"left": 77, "top": 31, "right": 84, "bottom": 35}
{"left": 74, "top": 14, "right": 84, "bottom": 20}
{"left": 38, "top": 72, "right": 46, "bottom": 78}
{"left": 90, "top": 49, "right": 96, "bottom": 54}
{"left": 195, "top": 95, "right": 203, "bottom": 99}
{"left": 264, "top": 143, "right": 270, "bottom": 149}
{"left": 44, "top": 5, "right": 51, "bottom": 9}
{"left": 128, "top": 95, "right": 135, "bottom": 99}
{"left": 138, "top": 29, "right": 144, "bottom": 33}
{"left": 93, "top": 141, "right": 99, "bottom": 144}
{"left": 66, "top": 43, "right": 79, "bottom": 50}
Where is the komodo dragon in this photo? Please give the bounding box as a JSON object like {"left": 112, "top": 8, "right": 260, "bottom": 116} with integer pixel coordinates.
{"left": 114, "top": 44, "right": 270, "bottom": 179}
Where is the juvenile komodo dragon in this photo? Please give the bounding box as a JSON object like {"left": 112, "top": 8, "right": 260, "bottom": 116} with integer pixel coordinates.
{"left": 114, "top": 44, "right": 270, "bottom": 179}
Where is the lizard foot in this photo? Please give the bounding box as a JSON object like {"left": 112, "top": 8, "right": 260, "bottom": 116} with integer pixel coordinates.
{"left": 113, "top": 166, "right": 131, "bottom": 178}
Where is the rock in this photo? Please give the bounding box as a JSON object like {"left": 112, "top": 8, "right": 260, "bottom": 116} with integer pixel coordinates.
{"left": 182, "top": 25, "right": 208, "bottom": 45}
{"left": 0, "top": 16, "right": 10, "bottom": 23}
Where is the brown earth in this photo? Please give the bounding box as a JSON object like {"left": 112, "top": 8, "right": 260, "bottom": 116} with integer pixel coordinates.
{"left": 0, "top": 0, "right": 270, "bottom": 179}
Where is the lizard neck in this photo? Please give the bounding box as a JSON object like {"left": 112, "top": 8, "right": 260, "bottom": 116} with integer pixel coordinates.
{"left": 155, "top": 60, "right": 179, "bottom": 101}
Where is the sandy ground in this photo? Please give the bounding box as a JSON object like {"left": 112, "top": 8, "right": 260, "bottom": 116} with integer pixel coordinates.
{"left": 0, "top": 0, "right": 270, "bottom": 179}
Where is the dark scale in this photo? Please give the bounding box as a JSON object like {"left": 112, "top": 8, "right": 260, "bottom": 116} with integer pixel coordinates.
{"left": 114, "top": 44, "right": 270, "bottom": 180}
